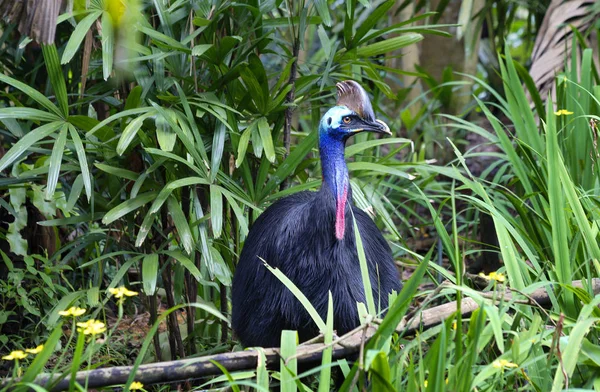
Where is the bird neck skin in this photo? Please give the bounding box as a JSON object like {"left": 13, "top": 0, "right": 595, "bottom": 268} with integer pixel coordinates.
{"left": 319, "top": 132, "right": 349, "bottom": 241}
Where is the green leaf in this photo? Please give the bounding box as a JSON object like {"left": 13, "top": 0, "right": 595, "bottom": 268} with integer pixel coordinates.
{"left": 209, "top": 246, "right": 232, "bottom": 286}
{"left": 210, "top": 185, "right": 223, "bottom": 238}
{"left": 68, "top": 124, "right": 92, "bottom": 201}
{"left": 256, "top": 348, "right": 269, "bottom": 390}
{"left": 352, "top": 209, "right": 376, "bottom": 315}
{"left": 313, "top": 0, "right": 332, "bottom": 26}
{"left": 261, "top": 130, "right": 318, "bottom": 198}
{"left": 235, "top": 126, "right": 252, "bottom": 167}
{"left": 62, "top": 11, "right": 102, "bottom": 64}
{"left": 347, "top": 161, "right": 415, "bottom": 180}
{"left": 280, "top": 330, "right": 298, "bottom": 392}
{"left": 0, "top": 74, "right": 61, "bottom": 117}
{"left": 116, "top": 112, "right": 153, "bottom": 155}
{"left": 167, "top": 196, "right": 194, "bottom": 255}
{"left": 318, "top": 292, "right": 334, "bottom": 392}
{"left": 210, "top": 121, "right": 226, "bottom": 182}
{"left": 192, "top": 44, "right": 212, "bottom": 57}
{"left": 142, "top": 254, "right": 159, "bottom": 295}
{"left": 0, "top": 121, "right": 63, "bottom": 172}
{"left": 21, "top": 323, "right": 64, "bottom": 385}
{"left": 164, "top": 250, "right": 201, "bottom": 281}
{"left": 101, "top": 12, "right": 114, "bottom": 80}
{"left": 94, "top": 163, "right": 139, "bottom": 181}
{"left": 46, "top": 124, "right": 68, "bottom": 199}
{"left": 355, "top": 34, "right": 423, "bottom": 58}
{"left": 257, "top": 117, "right": 276, "bottom": 163}
{"left": 103, "top": 191, "right": 159, "bottom": 224}
{"left": 155, "top": 113, "right": 177, "bottom": 152}
{"left": 66, "top": 175, "right": 84, "bottom": 211}
{"left": 37, "top": 44, "right": 69, "bottom": 115}
{"left": 369, "top": 351, "right": 394, "bottom": 391}
{"left": 0, "top": 108, "right": 61, "bottom": 122}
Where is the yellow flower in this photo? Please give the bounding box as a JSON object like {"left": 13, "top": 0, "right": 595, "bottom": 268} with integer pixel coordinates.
{"left": 2, "top": 350, "right": 28, "bottom": 360}
{"left": 25, "top": 345, "right": 44, "bottom": 354}
{"left": 479, "top": 271, "right": 506, "bottom": 283}
{"left": 109, "top": 286, "right": 138, "bottom": 299}
{"left": 130, "top": 381, "right": 144, "bottom": 390}
{"left": 59, "top": 306, "right": 87, "bottom": 317}
{"left": 554, "top": 109, "right": 573, "bottom": 116}
{"left": 492, "top": 359, "right": 518, "bottom": 369}
{"left": 77, "top": 320, "right": 107, "bottom": 335}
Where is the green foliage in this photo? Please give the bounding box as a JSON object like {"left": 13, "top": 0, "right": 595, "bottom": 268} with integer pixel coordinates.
{"left": 2, "top": 0, "right": 600, "bottom": 390}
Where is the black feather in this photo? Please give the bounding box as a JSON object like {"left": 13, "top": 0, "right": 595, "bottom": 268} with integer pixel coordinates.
{"left": 232, "top": 186, "right": 401, "bottom": 347}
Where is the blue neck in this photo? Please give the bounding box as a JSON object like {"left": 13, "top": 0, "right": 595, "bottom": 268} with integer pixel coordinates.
{"left": 319, "top": 132, "right": 348, "bottom": 198}
{"left": 319, "top": 129, "right": 350, "bottom": 240}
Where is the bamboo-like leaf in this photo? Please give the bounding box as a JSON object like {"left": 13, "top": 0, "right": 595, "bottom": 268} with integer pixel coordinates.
{"left": 0, "top": 108, "right": 60, "bottom": 122}
{"left": 0, "top": 74, "right": 61, "bottom": 117}
{"left": 136, "top": 177, "right": 210, "bottom": 247}
{"left": 86, "top": 107, "right": 151, "bottom": 137}
{"left": 155, "top": 113, "right": 177, "bottom": 152}
{"left": 192, "top": 44, "right": 213, "bottom": 57}
{"left": 0, "top": 121, "right": 63, "bottom": 172}
{"left": 164, "top": 250, "right": 202, "bottom": 281}
{"left": 94, "top": 163, "right": 139, "bottom": 181}
{"left": 221, "top": 190, "right": 249, "bottom": 237}
{"left": 257, "top": 117, "right": 275, "bottom": 163}
{"left": 116, "top": 112, "right": 153, "bottom": 155}
{"left": 313, "top": 0, "right": 332, "bottom": 26}
{"left": 209, "top": 246, "right": 232, "bottom": 286}
{"left": 345, "top": 137, "right": 412, "bottom": 157}
{"left": 142, "top": 254, "right": 159, "bottom": 295}
{"left": 210, "top": 185, "right": 223, "bottom": 238}
{"left": 261, "top": 130, "right": 318, "bottom": 198}
{"left": 101, "top": 12, "right": 114, "bottom": 80}
{"left": 353, "top": 0, "right": 395, "bottom": 45}
{"left": 68, "top": 124, "right": 92, "bottom": 201}
{"left": 62, "top": 11, "right": 102, "bottom": 64}
{"left": 44, "top": 45, "right": 70, "bottom": 116}
{"left": 167, "top": 195, "right": 194, "bottom": 254}
{"left": 66, "top": 174, "right": 84, "bottom": 211}
{"left": 355, "top": 34, "right": 423, "bottom": 58}
{"left": 210, "top": 121, "right": 226, "bottom": 182}
{"left": 103, "top": 191, "right": 159, "bottom": 224}
{"left": 235, "top": 126, "right": 252, "bottom": 168}
{"left": 45, "top": 124, "right": 68, "bottom": 199}
{"left": 348, "top": 162, "right": 415, "bottom": 180}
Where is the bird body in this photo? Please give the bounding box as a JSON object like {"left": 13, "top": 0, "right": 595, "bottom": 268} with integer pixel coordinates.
{"left": 232, "top": 81, "right": 402, "bottom": 348}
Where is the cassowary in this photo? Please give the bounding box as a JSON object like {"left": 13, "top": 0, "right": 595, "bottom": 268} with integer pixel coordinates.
{"left": 232, "top": 80, "right": 402, "bottom": 348}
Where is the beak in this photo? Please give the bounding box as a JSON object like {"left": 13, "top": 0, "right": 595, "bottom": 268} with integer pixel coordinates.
{"left": 350, "top": 118, "right": 392, "bottom": 135}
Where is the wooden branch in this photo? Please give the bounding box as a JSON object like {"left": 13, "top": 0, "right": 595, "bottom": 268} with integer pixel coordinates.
{"left": 5, "top": 279, "right": 599, "bottom": 391}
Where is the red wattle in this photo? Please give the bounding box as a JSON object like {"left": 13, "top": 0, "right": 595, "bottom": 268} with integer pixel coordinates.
{"left": 335, "top": 186, "right": 348, "bottom": 240}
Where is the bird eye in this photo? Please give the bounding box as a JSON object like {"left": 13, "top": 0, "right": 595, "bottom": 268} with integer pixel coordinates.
{"left": 342, "top": 116, "right": 352, "bottom": 124}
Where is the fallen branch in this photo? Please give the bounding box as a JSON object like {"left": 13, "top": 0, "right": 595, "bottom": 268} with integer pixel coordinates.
{"left": 4, "top": 278, "right": 599, "bottom": 391}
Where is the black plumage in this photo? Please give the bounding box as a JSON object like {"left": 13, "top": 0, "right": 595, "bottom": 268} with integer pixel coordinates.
{"left": 232, "top": 81, "right": 402, "bottom": 348}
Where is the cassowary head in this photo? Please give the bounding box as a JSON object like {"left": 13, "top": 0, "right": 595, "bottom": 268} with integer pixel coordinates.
{"left": 319, "top": 80, "right": 391, "bottom": 140}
